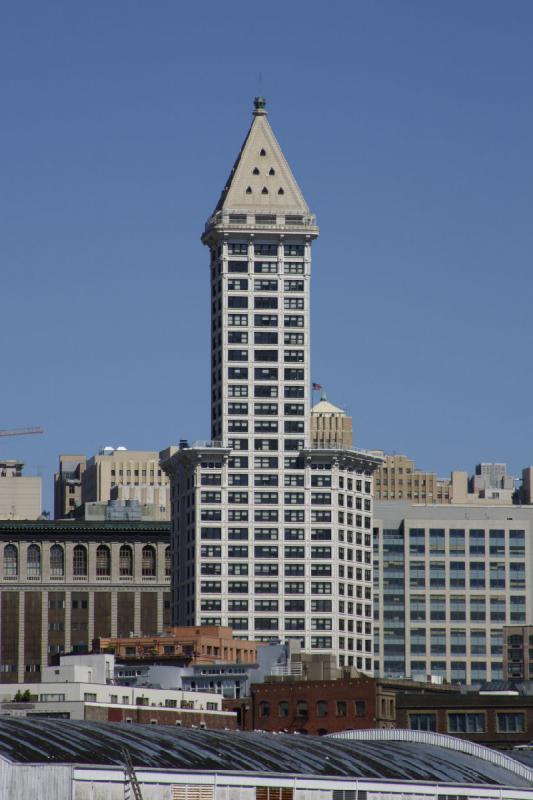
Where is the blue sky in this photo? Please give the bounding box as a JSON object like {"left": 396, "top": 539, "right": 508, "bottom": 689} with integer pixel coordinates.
{"left": 1, "top": 1, "right": 532, "bottom": 513}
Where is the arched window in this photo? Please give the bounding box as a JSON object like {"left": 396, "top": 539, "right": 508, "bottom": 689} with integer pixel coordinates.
{"left": 50, "top": 544, "right": 64, "bottom": 577}
{"left": 142, "top": 545, "right": 156, "bottom": 576}
{"left": 278, "top": 701, "right": 289, "bottom": 718}
{"left": 316, "top": 700, "right": 328, "bottom": 718}
{"left": 27, "top": 544, "right": 41, "bottom": 578}
{"left": 258, "top": 701, "right": 270, "bottom": 718}
{"left": 119, "top": 545, "right": 133, "bottom": 577}
{"left": 296, "top": 700, "right": 308, "bottom": 718}
{"left": 165, "top": 546, "right": 171, "bottom": 577}
{"left": 73, "top": 545, "right": 87, "bottom": 577}
{"left": 4, "top": 545, "right": 18, "bottom": 578}
{"left": 96, "top": 545, "right": 111, "bottom": 577}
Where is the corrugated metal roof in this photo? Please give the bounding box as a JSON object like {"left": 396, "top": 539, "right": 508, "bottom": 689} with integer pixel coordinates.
{"left": 0, "top": 719, "right": 529, "bottom": 787}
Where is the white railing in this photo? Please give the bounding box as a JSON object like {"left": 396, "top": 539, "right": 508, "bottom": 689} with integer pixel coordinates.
{"left": 270, "top": 662, "right": 304, "bottom": 677}
{"left": 328, "top": 728, "right": 533, "bottom": 783}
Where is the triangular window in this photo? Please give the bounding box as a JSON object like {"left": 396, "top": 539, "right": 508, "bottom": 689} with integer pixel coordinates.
{"left": 246, "top": 186, "right": 252, "bottom": 194}
{"left": 253, "top": 167, "right": 260, "bottom": 175}
{"left": 269, "top": 168, "right": 275, "bottom": 176}
{"left": 260, "top": 148, "right": 266, "bottom": 156}
{"left": 278, "top": 187, "right": 284, "bottom": 195}
{"left": 262, "top": 187, "right": 269, "bottom": 194}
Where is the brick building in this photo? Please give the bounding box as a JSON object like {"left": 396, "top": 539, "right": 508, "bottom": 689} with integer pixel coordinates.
{"left": 94, "top": 626, "right": 258, "bottom": 664}
{"left": 396, "top": 690, "right": 533, "bottom": 748}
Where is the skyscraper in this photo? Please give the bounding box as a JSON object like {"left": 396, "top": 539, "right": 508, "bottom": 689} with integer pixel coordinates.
{"left": 162, "top": 99, "right": 381, "bottom": 668}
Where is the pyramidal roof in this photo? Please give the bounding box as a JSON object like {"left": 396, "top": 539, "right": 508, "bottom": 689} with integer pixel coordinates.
{"left": 212, "top": 98, "right": 311, "bottom": 216}
{"left": 311, "top": 397, "right": 347, "bottom": 416}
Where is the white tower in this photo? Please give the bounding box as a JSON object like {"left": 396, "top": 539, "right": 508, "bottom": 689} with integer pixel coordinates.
{"left": 162, "top": 99, "right": 381, "bottom": 670}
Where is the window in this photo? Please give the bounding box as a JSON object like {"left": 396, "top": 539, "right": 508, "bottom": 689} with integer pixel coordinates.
{"left": 3, "top": 545, "right": 18, "bottom": 578}
{"left": 228, "top": 259, "right": 248, "bottom": 271}
{"left": 448, "top": 713, "right": 485, "bottom": 733}
{"left": 142, "top": 545, "right": 156, "bottom": 577}
{"left": 311, "top": 636, "right": 332, "bottom": 648}
{"left": 469, "top": 529, "right": 485, "bottom": 554}
{"left": 50, "top": 544, "right": 64, "bottom": 578}
{"left": 317, "top": 700, "right": 328, "bottom": 717}
{"left": 409, "top": 713, "right": 436, "bottom": 731}
{"left": 27, "top": 544, "right": 41, "bottom": 578}
{"left": 278, "top": 701, "right": 289, "bottom": 717}
{"left": 255, "top": 296, "right": 277, "bottom": 309}
{"left": 228, "top": 296, "right": 248, "bottom": 308}
{"left": 296, "top": 700, "right": 308, "bottom": 717}
{"left": 96, "top": 545, "right": 111, "bottom": 577}
{"left": 73, "top": 545, "right": 87, "bottom": 576}
{"left": 355, "top": 700, "right": 365, "bottom": 716}
{"left": 228, "top": 314, "right": 248, "bottom": 326}
{"left": 497, "top": 712, "right": 525, "bottom": 733}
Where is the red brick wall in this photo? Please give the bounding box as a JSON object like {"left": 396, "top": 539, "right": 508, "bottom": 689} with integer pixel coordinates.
{"left": 249, "top": 678, "right": 377, "bottom": 735}
{"left": 85, "top": 705, "right": 237, "bottom": 730}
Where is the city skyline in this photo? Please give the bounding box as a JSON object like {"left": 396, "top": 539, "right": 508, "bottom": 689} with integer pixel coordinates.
{"left": 2, "top": 2, "right": 533, "bottom": 514}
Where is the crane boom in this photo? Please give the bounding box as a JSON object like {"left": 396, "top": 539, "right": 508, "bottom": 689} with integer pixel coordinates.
{"left": 0, "top": 427, "right": 44, "bottom": 438}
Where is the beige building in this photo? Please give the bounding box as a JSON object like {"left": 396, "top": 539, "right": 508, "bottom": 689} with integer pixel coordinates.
{"left": 0, "top": 461, "right": 41, "bottom": 520}
{"left": 53, "top": 447, "right": 170, "bottom": 521}
{"left": 54, "top": 454, "right": 86, "bottom": 518}
{"left": 372, "top": 454, "right": 519, "bottom": 506}
{"left": 371, "top": 453, "right": 452, "bottom": 504}
{"left": 0, "top": 519, "right": 171, "bottom": 682}
{"left": 310, "top": 396, "right": 353, "bottom": 449}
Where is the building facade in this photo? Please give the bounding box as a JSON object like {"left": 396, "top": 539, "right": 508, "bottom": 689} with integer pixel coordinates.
{"left": 0, "top": 520, "right": 171, "bottom": 682}
{"left": 371, "top": 453, "right": 452, "bottom": 504}
{"left": 396, "top": 690, "right": 533, "bottom": 749}
{"left": 503, "top": 625, "right": 533, "bottom": 680}
{"left": 0, "top": 461, "right": 41, "bottom": 520}
{"left": 310, "top": 397, "right": 353, "bottom": 449}
{"left": 373, "top": 502, "right": 531, "bottom": 684}
{"left": 54, "top": 454, "right": 86, "bottom": 519}
{"left": 161, "top": 98, "right": 381, "bottom": 669}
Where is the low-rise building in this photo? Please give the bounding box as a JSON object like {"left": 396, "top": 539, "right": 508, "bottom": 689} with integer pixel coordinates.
{"left": 0, "top": 654, "right": 236, "bottom": 728}
{"left": 0, "top": 720, "right": 529, "bottom": 800}
{"left": 396, "top": 688, "right": 533, "bottom": 749}
{"left": 94, "top": 626, "right": 258, "bottom": 665}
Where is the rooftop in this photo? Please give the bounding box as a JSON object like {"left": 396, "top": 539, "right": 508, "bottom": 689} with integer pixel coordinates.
{"left": 0, "top": 720, "right": 530, "bottom": 786}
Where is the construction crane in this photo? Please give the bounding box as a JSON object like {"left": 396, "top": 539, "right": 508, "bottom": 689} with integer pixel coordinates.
{"left": 0, "top": 427, "right": 44, "bottom": 438}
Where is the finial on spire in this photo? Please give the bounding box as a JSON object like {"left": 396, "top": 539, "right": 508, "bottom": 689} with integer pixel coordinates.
{"left": 253, "top": 96, "right": 267, "bottom": 116}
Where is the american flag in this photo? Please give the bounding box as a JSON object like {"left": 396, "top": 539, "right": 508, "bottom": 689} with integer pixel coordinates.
{"left": 312, "top": 382, "right": 322, "bottom": 391}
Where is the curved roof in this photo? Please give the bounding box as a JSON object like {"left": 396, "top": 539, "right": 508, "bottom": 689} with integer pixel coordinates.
{"left": 0, "top": 719, "right": 530, "bottom": 787}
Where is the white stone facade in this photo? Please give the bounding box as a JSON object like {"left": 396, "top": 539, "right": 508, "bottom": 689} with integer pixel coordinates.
{"left": 161, "top": 99, "right": 381, "bottom": 668}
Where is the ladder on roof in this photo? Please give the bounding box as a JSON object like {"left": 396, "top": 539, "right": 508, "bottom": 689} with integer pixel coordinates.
{"left": 121, "top": 747, "right": 144, "bottom": 800}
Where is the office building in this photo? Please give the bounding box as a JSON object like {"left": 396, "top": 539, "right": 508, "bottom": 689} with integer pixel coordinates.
{"left": 55, "top": 448, "right": 170, "bottom": 520}
{"left": 54, "top": 454, "right": 86, "bottom": 519}
{"left": 310, "top": 395, "right": 353, "bottom": 449}
{"left": 0, "top": 461, "right": 41, "bottom": 520}
{"left": 0, "top": 519, "right": 170, "bottom": 682}
{"left": 161, "top": 98, "right": 381, "bottom": 669}
{"left": 372, "top": 453, "right": 452, "bottom": 504}
{"left": 373, "top": 502, "right": 531, "bottom": 685}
